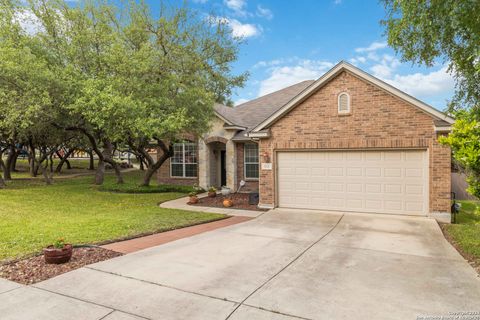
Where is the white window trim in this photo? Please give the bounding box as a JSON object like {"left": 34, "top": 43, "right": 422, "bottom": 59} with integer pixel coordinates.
{"left": 244, "top": 143, "right": 259, "bottom": 180}
{"left": 170, "top": 142, "right": 198, "bottom": 178}
{"left": 338, "top": 92, "right": 351, "bottom": 114}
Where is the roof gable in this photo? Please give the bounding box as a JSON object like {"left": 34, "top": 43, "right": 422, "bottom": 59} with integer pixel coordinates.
{"left": 251, "top": 61, "right": 455, "bottom": 132}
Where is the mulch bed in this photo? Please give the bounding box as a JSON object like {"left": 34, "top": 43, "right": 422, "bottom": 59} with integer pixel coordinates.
{"left": 191, "top": 193, "right": 266, "bottom": 211}
{"left": 439, "top": 223, "right": 480, "bottom": 275}
{"left": 0, "top": 247, "right": 123, "bottom": 285}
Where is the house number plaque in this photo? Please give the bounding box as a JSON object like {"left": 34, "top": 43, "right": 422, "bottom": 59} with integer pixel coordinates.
{"left": 261, "top": 163, "right": 272, "bottom": 170}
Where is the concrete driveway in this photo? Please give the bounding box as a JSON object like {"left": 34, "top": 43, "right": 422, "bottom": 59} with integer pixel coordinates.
{"left": 2, "top": 209, "right": 480, "bottom": 319}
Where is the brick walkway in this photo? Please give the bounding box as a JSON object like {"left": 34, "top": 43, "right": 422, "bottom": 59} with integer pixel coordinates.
{"left": 101, "top": 216, "right": 253, "bottom": 254}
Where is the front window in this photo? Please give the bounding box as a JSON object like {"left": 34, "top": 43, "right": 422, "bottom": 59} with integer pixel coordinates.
{"left": 171, "top": 142, "right": 197, "bottom": 178}
{"left": 244, "top": 143, "right": 259, "bottom": 179}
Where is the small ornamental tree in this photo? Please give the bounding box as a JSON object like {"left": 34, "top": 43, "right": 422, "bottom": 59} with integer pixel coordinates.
{"left": 382, "top": 0, "right": 480, "bottom": 197}
{"left": 439, "top": 108, "right": 480, "bottom": 198}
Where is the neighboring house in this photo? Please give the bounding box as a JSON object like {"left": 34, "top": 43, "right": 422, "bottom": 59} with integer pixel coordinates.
{"left": 158, "top": 61, "right": 454, "bottom": 216}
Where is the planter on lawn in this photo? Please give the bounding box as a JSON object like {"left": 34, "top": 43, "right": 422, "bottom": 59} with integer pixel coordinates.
{"left": 189, "top": 195, "right": 199, "bottom": 204}
{"left": 43, "top": 244, "right": 73, "bottom": 264}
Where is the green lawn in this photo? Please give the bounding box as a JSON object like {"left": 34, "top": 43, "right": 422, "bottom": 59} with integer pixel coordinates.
{"left": 0, "top": 170, "right": 224, "bottom": 262}
{"left": 443, "top": 200, "right": 480, "bottom": 261}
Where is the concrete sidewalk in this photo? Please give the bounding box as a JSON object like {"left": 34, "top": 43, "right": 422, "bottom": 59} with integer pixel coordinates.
{"left": 160, "top": 193, "right": 264, "bottom": 218}
{"left": 1, "top": 209, "right": 480, "bottom": 319}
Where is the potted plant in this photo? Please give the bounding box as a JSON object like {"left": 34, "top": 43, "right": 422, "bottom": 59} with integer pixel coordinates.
{"left": 221, "top": 186, "right": 231, "bottom": 196}
{"left": 223, "top": 196, "right": 233, "bottom": 207}
{"left": 188, "top": 191, "right": 199, "bottom": 204}
{"left": 43, "top": 238, "right": 73, "bottom": 264}
{"left": 208, "top": 186, "right": 217, "bottom": 198}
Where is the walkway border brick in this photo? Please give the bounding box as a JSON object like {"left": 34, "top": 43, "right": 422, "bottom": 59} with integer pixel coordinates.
{"left": 101, "top": 216, "right": 253, "bottom": 254}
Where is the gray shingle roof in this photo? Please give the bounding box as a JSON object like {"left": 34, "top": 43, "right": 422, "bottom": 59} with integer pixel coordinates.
{"left": 214, "top": 80, "right": 315, "bottom": 133}
{"left": 434, "top": 119, "right": 451, "bottom": 127}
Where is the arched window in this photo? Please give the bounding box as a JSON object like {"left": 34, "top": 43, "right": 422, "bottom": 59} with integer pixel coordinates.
{"left": 338, "top": 92, "right": 351, "bottom": 114}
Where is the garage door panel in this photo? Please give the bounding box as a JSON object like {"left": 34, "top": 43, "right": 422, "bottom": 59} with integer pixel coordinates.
{"left": 277, "top": 150, "right": 428, "bottom": 215}
{"left": 384, "top": 184, "right": 402, "bottom": 194}
{"left": 346, "top": 167, "right": 363, "bottom": 176}
{"left": 346, "top": 183, "right": 363, "bottom": 192}
{"left": 384, "top": 168, "right": 402, "bottom": 177}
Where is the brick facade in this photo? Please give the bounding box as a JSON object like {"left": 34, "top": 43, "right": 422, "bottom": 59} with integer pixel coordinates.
{"left": 235, "top": 143, "right": 260, "bottom": 193}
{"left": 258, "top": 71, "right": 451, "bottom": 213}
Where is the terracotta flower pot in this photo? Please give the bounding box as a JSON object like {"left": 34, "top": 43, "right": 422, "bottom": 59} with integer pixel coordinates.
{"left": 208, "top": 191, "right": 217, "bottom": 198}
{"left": 44, "top": 244, "right": 73, "bottom": 264}
{"left": 223, "top": 199, "right": 233, "bottom": 207}
{"left": 189, "top": 196, "right": 199, "bottom": 204}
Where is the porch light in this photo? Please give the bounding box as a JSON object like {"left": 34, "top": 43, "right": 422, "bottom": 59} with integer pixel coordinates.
{"left": 262, "top": 152, "right": 270, "bottom": 163}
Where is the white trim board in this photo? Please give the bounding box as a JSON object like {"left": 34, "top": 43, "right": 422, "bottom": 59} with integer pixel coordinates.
{"left": 252, "top": 61, "right": 455, "bottom": 132}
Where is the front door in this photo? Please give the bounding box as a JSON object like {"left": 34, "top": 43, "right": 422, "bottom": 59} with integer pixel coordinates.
{"left": 221, "top": 150, "right": 227, "bottom": 187}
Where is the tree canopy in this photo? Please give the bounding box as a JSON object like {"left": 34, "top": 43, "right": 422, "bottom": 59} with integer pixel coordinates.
{"left": 0, "top": 0, "right": 246, "bottom": 187}
{"left": 382, "top": 0, "right": 480, "bottom": 107}
{"left": 382, "top": 0, "right": 480, "bottom": 198}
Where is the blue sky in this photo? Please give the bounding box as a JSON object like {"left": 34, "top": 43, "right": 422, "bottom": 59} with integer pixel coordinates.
{"left": 162, "top": 0, "right": 455, "bottom": 110}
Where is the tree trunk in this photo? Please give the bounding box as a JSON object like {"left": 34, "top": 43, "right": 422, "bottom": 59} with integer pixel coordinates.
{"left": 34, "top": 161, "right": 41, "bottom": 176}
{"left": 40, "top": 161, "right": 53, "bottom": 185}
{"left": 55, "top": 148, "right": 75, "bottom": 173}
{"left": 3, "top": 146, "right": 13, "bottom": 180}
{"left": 49, "top": 153, "right": 54, "bottom": 173}
{"left": 140, "top": 141, "right": 172, "bottom": 187}
{"left": 35, "top": 149, "right": 53, "bottom": 185}
{"left": 0, "top": 153, "right": 6, "bottom": 188}
{"left": 6, "top": 148, "right": 15, "bottom": 172}
{"left": 95, "top": 159, "right": 105, "bottom": 185}
{"left": 102, "top": 140, "right": 123, "bottom": 184}
{"left": 10, "top": 151, "right": 18, "bottom": 172}
{"left": 113, "top": 164, "right": 124, "bottom": 184}
{"left": 88, "top": 150, "right": 95, "bottom": 170}
{"left": 28, "top": 144, "right": 36, "bottom": 177}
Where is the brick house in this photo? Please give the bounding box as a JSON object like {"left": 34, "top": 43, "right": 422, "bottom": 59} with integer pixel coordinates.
{"left": 158, "top": 61, "right": 454, "bottom": 216}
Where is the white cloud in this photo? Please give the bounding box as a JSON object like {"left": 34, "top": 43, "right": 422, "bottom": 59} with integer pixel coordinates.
{"left": 14, "top": 9, "right": 43, "bottom": 35}
{"left": 369, "top": 54, "right": 400, "bottom": 78}
{"left": 383, "top": 66, "right": 455, "bottom": 98}
{"left": 210, "top": 16, "right": 261, "bottom": 38}
{"left": 256, "top": 5, "right": 273, "bottom": 20}
{"left": 234, "top": 98, "right": 249, "bottom": 106}
{"left": 258, "top": 59, "right": 334, "bottom": 96}
{"left": 228, "top": 18, "right": 261, "bottom": 38}
{"left": 350, "top": 56, "right": 367, "bottom": 65}
{"left": 355, "top": 41, "right": 388, "bottom": 53}
{"left": 224, "top": 0, "right": 247, "bottom": 16}
{"left": 371, "top": 64, "right": 393, "bottom": 78}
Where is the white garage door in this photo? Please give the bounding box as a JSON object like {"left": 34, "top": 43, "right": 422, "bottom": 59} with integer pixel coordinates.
{"left": 277, "top": 150, "right": 428, "bottom": 215}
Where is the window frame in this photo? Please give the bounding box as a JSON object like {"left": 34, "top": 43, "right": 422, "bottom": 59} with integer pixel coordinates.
{"left": 244, "top": 143, "right": 259, "bottom": 180}
{"left": 170, "top": 142, "right": 198, "bottom": 178}
{"left": 337, "top": 92, "right": 351, "bottom": 114}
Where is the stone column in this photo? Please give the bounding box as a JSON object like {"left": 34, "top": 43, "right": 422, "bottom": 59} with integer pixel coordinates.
{"left": 198, "top": 139, "right": 209, "bottom": 189}
{"left": 226, "top": 140, "right": 236, "bottom": 190}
